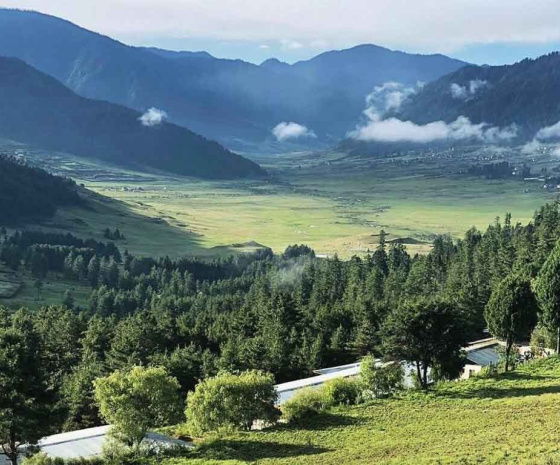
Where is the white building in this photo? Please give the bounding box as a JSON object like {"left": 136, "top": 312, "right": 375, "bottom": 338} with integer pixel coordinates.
{"left": 1, "top": 425, "right": 191, "bottom": 464}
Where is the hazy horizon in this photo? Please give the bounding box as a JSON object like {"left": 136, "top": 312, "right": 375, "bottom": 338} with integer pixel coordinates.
{"left": 3, "top": 1, "right": 560, "bottom": 65}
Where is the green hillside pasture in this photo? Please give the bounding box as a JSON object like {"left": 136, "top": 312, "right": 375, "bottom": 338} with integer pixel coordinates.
{"left": 163, "top": 357, "right": 560, "bottom": 465}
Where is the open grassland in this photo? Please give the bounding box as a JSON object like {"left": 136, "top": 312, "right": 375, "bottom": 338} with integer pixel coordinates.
{"left": 4, "top": 140, "right": 558, "bottom": 258}
{"left": 79, "top": 149, "right": 555, "bottom": 258}
{"left": 165, "top": 358, "right": 560, "bottom": 465}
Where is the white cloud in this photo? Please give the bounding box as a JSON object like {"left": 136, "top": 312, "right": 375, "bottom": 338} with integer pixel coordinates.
{"left": 450, "top": 79, "right": 488, "bottom": 99}
{"left": 273, "top": 122, "right": 316, "bottom": 141}
{"left": 450, "top": 83, "right": 468, "bottom": 99}
{"left": 259, "top": 44, "right": 270, "bottom": 49}
{"left": 280, "top": 39, "right": 304, "bottom": 50}
{"left": 7, "top": 0, "right": 560, "bottom": 58}
{"left": 365, "top": 82, "right": 418, "bottom": 118}
{"left": 536, "top": 120, "right": 560, "bottom": 140}
{"left": 521, "top": 139, "right": 543, "bottom": 153}
{"left": 139, "top": 107, "right": 167, "bottom": 127}
{"left": 349, "top": 115, "right": 517, "bottom": 144}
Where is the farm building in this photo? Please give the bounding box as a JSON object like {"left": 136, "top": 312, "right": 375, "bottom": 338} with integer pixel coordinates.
{"left": 275, "top": 363, "right": 361, "bottom": 405}
{"left": 0, "top": 425, "right": 191, "bottom": 464}
{"left": 275, "top": 360, "right": 426, "bottom": 405}
{"left": 461, "top": 338, "right": 502, "bottom": 379}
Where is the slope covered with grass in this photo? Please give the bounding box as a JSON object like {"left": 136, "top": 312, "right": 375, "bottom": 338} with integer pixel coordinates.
{"left": 171, "top": 358, "right": 560, "bottom": 464}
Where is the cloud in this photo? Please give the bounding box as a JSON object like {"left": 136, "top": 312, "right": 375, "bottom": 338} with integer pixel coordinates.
{"left": 139, "top": 107, "right": 167, "bottom": 127}
{"left": 365, "top": 82, "right": 418, "bottom": 118}
{"left": 8, "top": 0, "right": 560, "bottom": 63}
{"left": 280, "top": 39, "right": 304, "bottom": 50}
{"left": 521, "top": 139, "right": 543, "bottom": 153}
{"left": 450, "top": 79, "right": 488, "bottom": 99}
{"left": 536, "top": 120, "right": 560, "bottom": 140}
{"left": 259, "top": 44, "right": 270, "bottom": 49}
{"left": 349, "top": 115, "right": 517, "bottom": 144}
{"left": 450, "top": 83, "right": 468, "bottom": 99}
{"left": 273, "top": 122, "right": 316, "bottom": 141}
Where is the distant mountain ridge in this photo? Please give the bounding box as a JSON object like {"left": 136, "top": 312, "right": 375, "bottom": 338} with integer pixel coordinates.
{"left": 395, "top": 52, "right": 560, "bottom": 140}
{"left": 0, "top": 56, "right": 264, "bottom": 179}
{"left": 0, "top": 9, "right": 467, "bottom": 150}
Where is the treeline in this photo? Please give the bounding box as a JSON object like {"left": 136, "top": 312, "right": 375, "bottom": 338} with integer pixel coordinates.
{"left": 0, "top": 155, "right": 79, "bottom": 223}
{"left": 467, "top": 161, "right": 531, "bottom": 180}
{"left": 2, "top": 204, "right": 560, "bottom": 435}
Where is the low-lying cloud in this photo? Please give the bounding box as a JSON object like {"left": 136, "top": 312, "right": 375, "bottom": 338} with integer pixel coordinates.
{"left": 365, "top": 82, "right": 418, "bottom": 117}
{"left": 536, "top": 120, "right": 560, "bottom": 140}
{"left": 139, "top": 108, "right": 167, "bottom": 127}
{"left": 450, "top": 79, "right": 488, "bottom": 100}
{"left": 273, "top": 122, "right": 316, "bottom": 141}
{"left": 349, "top": 115, "right": 517, "bottom": 144}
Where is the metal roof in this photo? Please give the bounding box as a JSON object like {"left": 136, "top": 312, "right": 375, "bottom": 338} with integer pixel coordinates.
{"left": 466, "top": 345, "right": 501, "bottom": 367}
{"left": 314, "top": 362, "right": 362, "bottom": 375}
{"left": 275, "top": 366, "right": 361, "bottom": 404}
{"left": 35, "top": 425, "right": 191, "bottom": 460}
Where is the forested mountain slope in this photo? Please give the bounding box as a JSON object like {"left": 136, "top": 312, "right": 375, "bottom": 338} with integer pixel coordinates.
{"left": 0, "top": 155, "right": 79, "bottom": 223}
{"left": 0, "top": 9, "right": 466, "bottom": 148}
{"left": 0, "top": 57, "right": 264, "bottom": 179}
{"left": 396, "top": 52, "right": 560, "bottom": 139}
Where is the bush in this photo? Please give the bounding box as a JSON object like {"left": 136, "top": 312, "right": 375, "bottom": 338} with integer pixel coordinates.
{"left": 186, "top": 370, "right": 279, "bottom": 436}
{"left": 94, "top": 366, "right": 183, "bottom": 448}
{"left": 322, "top": 377, "right": 360, "bottom": 406}
{"left": 281, "top": 388, "right": 328, "bottom": 422}
{"left": 360, "top": 355, "right": 404, "bottom": 399}
{"left": 531, "top": 324, "right": 557, "bottom": 357}
{"left": 22, "top": 453, "right": 103, "bottom": 465}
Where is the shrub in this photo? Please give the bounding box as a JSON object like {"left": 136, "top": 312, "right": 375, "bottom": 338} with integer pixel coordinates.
{"left": 281, "top": 388, "right": 328, "bottom": 422}
{"left": 94, "top": 366, "right": 183, "bottom": 448}
{"left": 185, "top": 370, "right": 279, "bottom": 436}
{"left": 22, "top": 453, "right": 103, "bottom": 465}
{"left": 531, "top": 324, "right": 557, "bottom": 357}
{"left": 322, "top": 377, "right": 360, "bottom": 406}
{"left": 360, "top": 355, "right": 404, "bottom": 399}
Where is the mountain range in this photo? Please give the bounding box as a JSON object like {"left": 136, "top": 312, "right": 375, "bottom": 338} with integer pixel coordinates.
{"left": 0, "top": 56, "right": 264, "bottom": 179}
{"left": 395, "top": 52, "right": 560, "bottom": 141}
{"left": 0, "top": 8, "right": 467, "bottom": 151}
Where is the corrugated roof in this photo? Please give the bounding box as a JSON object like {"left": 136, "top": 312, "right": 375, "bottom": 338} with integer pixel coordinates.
{"left": 314, "top": 362, "right": 362, "bottom": 375}
{"left": 466, "top": 345, "right": 501, "bottom": 366}
{"left": 35, "top": 425, "right": 191, "bottom": 460}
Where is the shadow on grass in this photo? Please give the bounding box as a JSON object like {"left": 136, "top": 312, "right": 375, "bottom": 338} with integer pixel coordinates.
{"left": 434, "top": 372, "right": 560, "bottom": 400}
{"left": 279, "top": 412, "right": 362, "bottom": 432}
{"left": 192, "top": 439, "right": 331, "bottom": 462}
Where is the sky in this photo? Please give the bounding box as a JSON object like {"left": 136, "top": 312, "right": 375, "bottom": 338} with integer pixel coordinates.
{"left": 3, "top": 0, "right": 560, "bottom": 65}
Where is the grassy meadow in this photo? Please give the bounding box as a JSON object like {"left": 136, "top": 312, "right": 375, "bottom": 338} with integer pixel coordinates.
{"left": 3, "top": 140, "right": 557, "bottom": 259}
{"left": 163, "top": 357, "right": 560, "bottom": 465}
{"left": 77, "top": 148, "right": 556, "bottom": 259}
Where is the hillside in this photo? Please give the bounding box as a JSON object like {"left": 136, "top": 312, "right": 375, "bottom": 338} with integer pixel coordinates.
{"left": 166, "top": 357, "right": 560, "bottom": 464}
{"left": 0, "top": 155, "right": 79, "bottom": 223}
{"left": 396, "top": 52, "right": 560, "bottom": 140}
{"left": 0, "top": 57, "right": 264, "bottom": 179}
{"left": 0, "top": 9, "right": 466, "bottom": 149}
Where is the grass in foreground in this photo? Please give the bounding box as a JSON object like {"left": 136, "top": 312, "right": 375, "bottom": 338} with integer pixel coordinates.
{"left": 164, "top": 358, "right": 560, "bottom": 464}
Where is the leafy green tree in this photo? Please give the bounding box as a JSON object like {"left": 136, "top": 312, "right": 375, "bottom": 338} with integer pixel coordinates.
{"left": 484, "top": 274, "right": 538, "bottom": 371}
{"left": 0, "top": 320, "right": 53, "bottom": 464}
{"left": 94, "top": 366, "right": 182, "bottom": 448}
{"left": 360, "top": 355, "right": 404, "bottom": 399}
{"left": 534, "top": 240, "right": 560, "bottom": 353}
{"left": 186, "top": 370, "right": 279, "bottom": 435}
{"left": 381, "top": 298, "right": 468, "bottom": 389}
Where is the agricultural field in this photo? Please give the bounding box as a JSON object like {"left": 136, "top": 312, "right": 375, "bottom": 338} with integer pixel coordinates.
{"left": 3, "top": 140, "right": 559, "bottom": 258}
{"left": 164, "top": 357, "right": 560, "bottom": 465}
